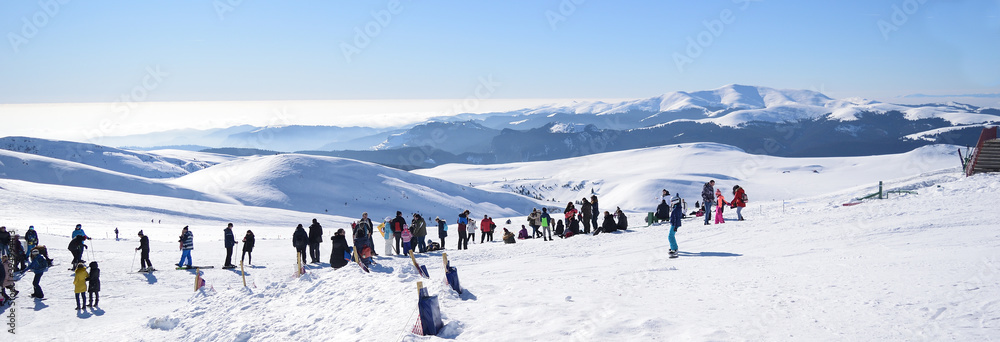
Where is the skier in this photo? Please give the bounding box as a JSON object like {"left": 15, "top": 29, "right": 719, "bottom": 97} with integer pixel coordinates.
{"left": 615, "top": 207, "right": 629, "bottom": 231}
{"left": 732, "top": 185, "right": 747, "bottom": 221}
{"left": 411, "top": 214, "right": 427, "bottom": 253}
{"left": 68, "top": 235, "right": 88, "bottom": 266}
{"left": 223, "top": 223, "right": 237, "bottom": 269}
{"left": 329, "top": 229, "right": 349, "bottom": 269}
{"left": 308, "top": 219, "right": 323, "bottom": 264}
{"left": 114, "top": 228, "right": 119, "bottom": 241}
{"left": 241, "top": 230, "right": 255, "bottom": 266}
{"left": 177, "top": 226, "right": 194, "bottom": 269}
{"left": 86, "top": 261, "right": 100, "bottom": 307}
{"left": 590, "top": 195, "right": 600, "bottom": 234}
{"left": 702, "top": 180, "right": 716, "bottom": 226}
{"left": 292, "top": 224, "right": 308, "bottom": 265}
{"left": 540, "top": 208, "right": 553, "bottom": 241}
{"left": 390, "top": 212, "right": 407, "bottom": 255}
{"left": 715, "top": 189, "right": 729, "bottom": 224}
{"left": 73, "top": 262, "right": 88, "bottom": 310}
{"left": 435, "top": 217, "right": 448, "bottom": 250}
{"left": 669, "top": 193, "right": 684, "bottom": 257}
{"left": 136, "top": 230, "right": 153, "bottom": 272}
{"left": 580, "top": 199, "right": 592, "bottom": 234}
{"left": 27, "top": 248, "right": 47, "bottom": 299}
{"left": 0, "top": 226, "right": 9, "bottom": 256}
{"left": 456, "top": 210, "right": 470, "bottom": 250}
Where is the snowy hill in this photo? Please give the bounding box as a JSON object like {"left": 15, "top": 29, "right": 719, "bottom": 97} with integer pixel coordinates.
{"left": 0, "top": 148, "right": 229, "bottom": 203}
{"left": 414, "top": 143, "right": 961, "bottom": 211}
{"left": 0, "top": 136, "right": 221, "bottom": 178}
{"left": 172, "top": 153, "right": 545, "bottom": 218}
{"left": 7, "top": 157, "right": 997, "bottom": 341}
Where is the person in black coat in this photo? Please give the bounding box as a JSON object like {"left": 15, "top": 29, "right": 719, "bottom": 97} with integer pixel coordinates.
{"left": 308, "top": 219, "right": 323, "bottom": 263}
{"left": 136, "top": 230, "right": 153, "bottom": 272}
{"left": 241, "top": 230, "right": 255, "bottom": 266}
{"left": 329, "top": 229, "right": 350, "bottom": 269}
{"left": 223, "top": 223, "right": 237, "bottom": 268}
{"left": 616, "top": 207, "right": 629, "bottom": 231}
{"left": 435, "top": 217, "right": 447, "bottom": 249}
{"left": 390, "top": 212, "right": 407, "bottom": 255}
{"left": 595, "top": 211, "right": 617, "bottom": 236}
{"left": 68, "top": 235, "right": 87, "bottom": 266}
{"left": 292, "top": 224, "right": 308, "bottom": 265}
{"left": 656, "top": 200, "right": 670, "bottom": 222}
{"left": 86, "top": 261, "right": 100, "bottom": 307}
{"left": 0, "top": 226, "right": 10, "bottom": 256}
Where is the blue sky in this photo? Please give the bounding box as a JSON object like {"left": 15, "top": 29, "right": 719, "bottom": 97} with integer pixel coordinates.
{"left": 0, "top": 0, "right": 998, "bottom": 104}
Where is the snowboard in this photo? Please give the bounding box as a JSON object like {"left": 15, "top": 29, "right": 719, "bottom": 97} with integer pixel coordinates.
{"left": 176, "top": 266, "right": 215, "bottom": 270}
{"left": 222, "top": 265, "right": 237, "bottom": 269}
{"left": 136, "top": 268, "right": 157, "bottom": 273}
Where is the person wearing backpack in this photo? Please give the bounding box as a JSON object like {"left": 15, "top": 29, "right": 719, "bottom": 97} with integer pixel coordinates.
{"left": 732, "top": 185, "right": 747, "bottom": 221}
{"left": 390, "top": 211, "right": 407, "bottom": 255}
{"left": 27, "top": 248, "right": 48, "bottom": 299}
{"left": 435, "top": 217, "right": 448, "bottom": 249}
{"left": 456, "top": 210, "right": 470, "bottom": 250}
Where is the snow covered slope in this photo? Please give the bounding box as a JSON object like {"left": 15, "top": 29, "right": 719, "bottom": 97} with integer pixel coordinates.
{"left": 414, "top": 143, "right": 960, "bottom": 211}
{"left": 172, "top": 153, "right": 545, "bottom": 218}
{"left": 8, "top": 169, "right": 998, "bottom": 341}
{"left": 0, "top": 149, "right": 229, "bottom": 203}
{"left": 0, "top": 136, "right": 221, "bottom": 178}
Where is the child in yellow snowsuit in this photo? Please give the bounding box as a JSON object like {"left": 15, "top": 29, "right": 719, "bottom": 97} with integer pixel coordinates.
{"left": 73, "top": 262, "right": 88, "bottom": 310}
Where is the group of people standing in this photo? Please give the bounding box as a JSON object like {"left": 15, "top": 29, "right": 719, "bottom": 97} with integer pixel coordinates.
{"left": 700, "top": 180, "right": 748, "bottom": 226}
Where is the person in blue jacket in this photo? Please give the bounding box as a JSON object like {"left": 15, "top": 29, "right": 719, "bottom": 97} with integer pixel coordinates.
{"left": 177, "top": 226, "right": 194, "bottom": 268}
{"left": 27, "top": 248, "right": 48, "bottom": 298}
{"left": 669, "top": 193, "right": 684, "bottom": 257}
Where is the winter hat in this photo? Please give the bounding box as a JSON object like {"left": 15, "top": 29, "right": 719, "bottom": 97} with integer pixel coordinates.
{"left": 715, "top": 189, "right": 722, "bottom": 195}
{"left": 76, "top": 224, "right": 82, "bottom": 229}
{"left": 138, "top": 230, "right": 144, "bottom": 236}
{"left": 89, "top": 261, "right": 98, "bottom": 269}
{"left": 76, "top": 262, "right": 86, "bottom": 269}
{"left": 28, "top": 225, "right": 34, "bottom": 230}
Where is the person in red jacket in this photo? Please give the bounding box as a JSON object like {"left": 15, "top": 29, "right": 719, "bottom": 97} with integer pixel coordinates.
{"left": 480, "top": 215, "right": 492, "bottom": 243}
{"left": 731, "top": 185, "right": 747, "bottom": 221}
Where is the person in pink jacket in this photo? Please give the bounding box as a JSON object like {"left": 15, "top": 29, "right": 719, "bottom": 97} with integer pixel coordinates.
{"left": 715, "top": 189, "right": 729, "bottom": 224}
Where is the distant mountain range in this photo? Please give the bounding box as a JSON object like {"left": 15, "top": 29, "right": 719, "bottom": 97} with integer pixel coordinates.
{"left": 70, "top": 85, "right": 1000, "bottom": 169}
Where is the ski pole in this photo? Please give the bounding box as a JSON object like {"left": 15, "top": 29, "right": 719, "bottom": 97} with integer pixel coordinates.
{"left": 131, "top": 249, "right": 137, "bottom": 272}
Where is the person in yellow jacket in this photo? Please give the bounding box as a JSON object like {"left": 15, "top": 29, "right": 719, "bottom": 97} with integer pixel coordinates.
{"left": 73, "top": 262, "right": 88, "bottom": 310}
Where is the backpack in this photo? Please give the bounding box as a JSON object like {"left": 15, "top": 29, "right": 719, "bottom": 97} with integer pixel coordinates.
{"left": 36, "top": 257, "right": 49, "bottom": 269}
{"left": 741, "top": 192, "right": 748, "bottom": 202}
